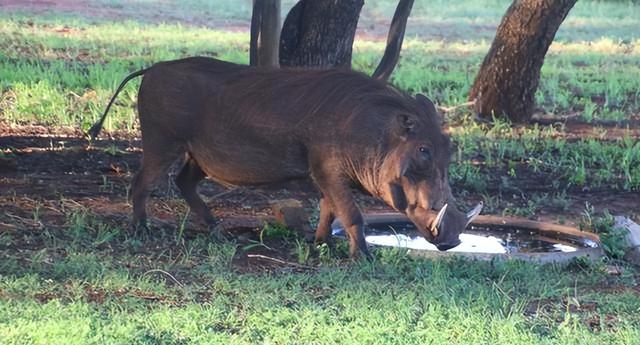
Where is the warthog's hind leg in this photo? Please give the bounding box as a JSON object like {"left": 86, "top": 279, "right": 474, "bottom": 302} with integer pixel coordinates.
{"left": 131, "top": 142, "right": 184, "bottom": 230}
{"left": 314, "top": 196, "right": 335, "bottom": 248}
{"left": 175, "top": 156, "right": 216, "bottom": 225}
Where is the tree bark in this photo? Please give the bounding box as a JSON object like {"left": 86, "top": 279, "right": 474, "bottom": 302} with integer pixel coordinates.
{"left": 279, "top": 0, "right": 364, "bottom": 68}
{"left": 250, "top": 0, "right": 281, "bottom": 67}
{"left": 372, "top": 0, "right": 414, "bottom": 81}
{"left": 468, "top": 0, "right": 577, "bottom": 122}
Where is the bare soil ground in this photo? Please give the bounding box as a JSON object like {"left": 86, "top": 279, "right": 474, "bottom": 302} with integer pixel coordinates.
{"left": 2, "top": 121, "right": 638, "bottom": 245}
{"left": 0, "top": 122, "right": 396, "bottom": 266}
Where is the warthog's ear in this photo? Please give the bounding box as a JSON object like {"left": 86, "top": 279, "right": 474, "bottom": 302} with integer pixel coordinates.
{"left": 397, "top": 114, "right": 415, "bottom": 129}
{"left": 396, "top": 113, "right": 417, "bottom": 137}
{"left": 389, "top": 182, "right": 408, "bottom": 211}
{"left": 416, "top": 93, "right": 443, "bottom": 125}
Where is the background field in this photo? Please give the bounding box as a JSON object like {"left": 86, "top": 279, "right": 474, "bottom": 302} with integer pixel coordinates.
{"left": 1, "top": 0, "right": 639, "bottom": 344}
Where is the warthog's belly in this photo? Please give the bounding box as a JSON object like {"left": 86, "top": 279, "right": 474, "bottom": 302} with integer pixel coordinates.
{"left": 188, "top": 139, "right": 309, "bottom": 187}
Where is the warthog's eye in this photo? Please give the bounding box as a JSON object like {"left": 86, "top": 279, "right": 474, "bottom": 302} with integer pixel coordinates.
{"left": 418, "top": 146, "right": 431, "bottom": 160}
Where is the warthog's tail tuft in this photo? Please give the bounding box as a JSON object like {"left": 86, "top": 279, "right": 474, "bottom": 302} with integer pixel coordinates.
{"left": 87, "top": 68, "right": 148, "bottom": 140}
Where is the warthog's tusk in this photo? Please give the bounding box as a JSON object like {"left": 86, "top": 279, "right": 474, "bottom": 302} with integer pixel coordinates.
{"left": 465, "top": 201, "right": 484, "bottom": 226}
{"left": 433, "top": 203, "right": 448, "bottom": 234}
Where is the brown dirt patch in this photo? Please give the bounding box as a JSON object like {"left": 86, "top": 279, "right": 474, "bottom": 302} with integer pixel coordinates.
{"left": 2, "top": 122, "right": 639, "bottom": 260}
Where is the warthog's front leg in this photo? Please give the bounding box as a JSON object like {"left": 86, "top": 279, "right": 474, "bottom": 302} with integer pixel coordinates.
{"left": 312, "top": 167, "right": 371, "bottom": 260}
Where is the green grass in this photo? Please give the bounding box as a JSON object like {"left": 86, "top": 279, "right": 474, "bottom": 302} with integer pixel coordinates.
{"left": 449, "top": 121, "right": 640, "bottom": 193}
{"left": 0, "top": 17, "right": 249, "bottom": 128}
{"left": 1, "top": 208, "right": 639, "bottom": 344}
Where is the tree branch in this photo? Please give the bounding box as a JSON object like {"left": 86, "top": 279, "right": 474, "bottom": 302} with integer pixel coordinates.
{"left": 372, "top": 0, "right": 414, "bottom": 81}
{"left": 250, "top": 0, "right": 281, "bottom": 67}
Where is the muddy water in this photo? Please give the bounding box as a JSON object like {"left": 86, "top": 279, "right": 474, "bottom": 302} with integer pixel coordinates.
{"left": 333, "top": 222, "right": 598, "bottom": 254}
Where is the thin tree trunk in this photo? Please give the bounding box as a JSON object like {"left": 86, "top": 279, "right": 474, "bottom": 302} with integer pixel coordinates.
{"left": 279, "top": 0, "right": 364, "bottom": 68}
{"left": 468, "top": 0, "right": 577, "bottom": 122}
{"left": 372, "top": 0, "right": 414, "bottom": 81}
{"left": 250, "top": 0, "right": 281, "bottom": 67}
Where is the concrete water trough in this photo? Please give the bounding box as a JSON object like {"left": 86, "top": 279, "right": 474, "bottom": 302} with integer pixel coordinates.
{"left": 332, "top": 213, "right": 604, "bottom": 263}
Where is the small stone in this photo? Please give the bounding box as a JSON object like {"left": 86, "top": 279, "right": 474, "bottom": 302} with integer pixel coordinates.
{"left": 614, "top": 216, "right": 640, "bottom": 267}
{"left": 271, "top": 199, "right": 313, "bottom": 239}
{"left": 604, "top": 265, "right": 621, "bottom": 275}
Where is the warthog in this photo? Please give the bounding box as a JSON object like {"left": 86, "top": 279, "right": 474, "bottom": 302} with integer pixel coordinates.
{"left": 89, "top": 57, "right": 481, "bottom": 258}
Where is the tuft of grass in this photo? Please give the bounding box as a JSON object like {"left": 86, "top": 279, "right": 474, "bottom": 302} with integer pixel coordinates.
{"left": 580, "top": 205, "right": 631, "bottom": 259}
{"left": 261, "top": 222, "right": 299, "bottom": 241}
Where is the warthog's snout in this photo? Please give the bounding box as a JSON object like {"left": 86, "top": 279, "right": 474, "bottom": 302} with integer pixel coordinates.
{"left": 436, "top": 241, "right": 461, "bottom": 251}
{"left": 414, "top": 201, "right": 483, "bottom": 251}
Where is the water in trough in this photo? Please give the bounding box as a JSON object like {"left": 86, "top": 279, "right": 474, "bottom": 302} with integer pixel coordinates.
{"left": 332, "top": 220, "right": 599, "bottom": 254}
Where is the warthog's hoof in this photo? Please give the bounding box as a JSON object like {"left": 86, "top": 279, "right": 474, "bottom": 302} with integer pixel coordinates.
{"left": 314, "top": 236, "right": 336, "bottom": 251}
{"left": 351, "top": 237, "right": 373, "bottom": 261}
{"left": 353, "top": 247, "right": 374, "bottom": 262}
{"left": 132, "top": 220, "right": 151, "bottom": 239}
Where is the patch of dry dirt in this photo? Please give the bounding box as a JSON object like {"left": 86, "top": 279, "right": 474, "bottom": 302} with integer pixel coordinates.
{"left": 2, "top": 123, "right": 638, "bottom": 241}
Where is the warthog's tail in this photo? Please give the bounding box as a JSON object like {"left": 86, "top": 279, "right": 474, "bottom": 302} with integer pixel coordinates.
{"left": 87, "top": 68, "right": 148, "bottom": 140}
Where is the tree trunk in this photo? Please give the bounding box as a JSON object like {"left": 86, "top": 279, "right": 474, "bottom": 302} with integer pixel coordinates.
{"left": 279, "top": 0, "right": 364, "bottom": 68}
{"left": 372, "top": 0, "right": 414, "bottom": 81}
{"left": 468, "top": 0, "right": 577, "bottom": 122}
{"left": 250, "top": 0, "right": 281, "bottom": 67}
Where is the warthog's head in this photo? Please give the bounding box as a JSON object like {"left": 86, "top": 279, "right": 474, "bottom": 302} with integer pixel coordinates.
{"left": 376, "top": 94, "right": 482, "bottom": 251}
